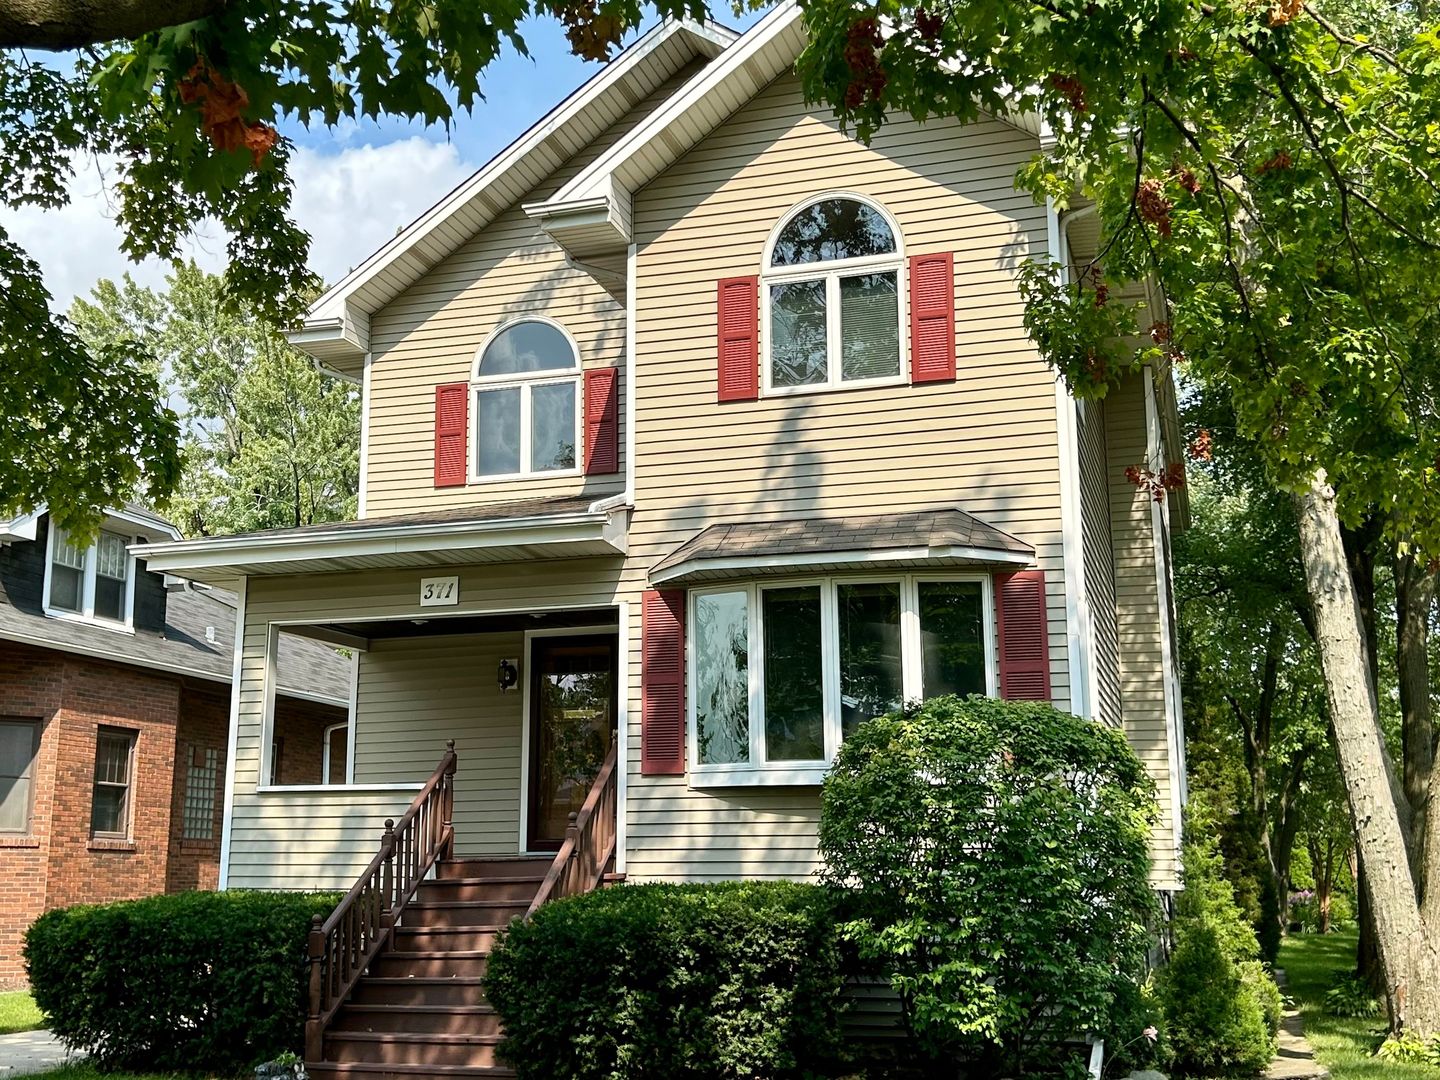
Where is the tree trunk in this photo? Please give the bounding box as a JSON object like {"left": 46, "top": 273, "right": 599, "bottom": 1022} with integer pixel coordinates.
{"left": 1397, "top": 549, "right": 1437, "bottom": 880}
{"left": 0, "top": 0, "right": 227, "bottom": 50}
{"left": 1295, "top": 475, "right": 1439, "bottom": 1033}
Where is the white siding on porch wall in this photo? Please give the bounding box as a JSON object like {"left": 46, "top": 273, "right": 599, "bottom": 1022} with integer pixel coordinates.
{"left": 223, "top": 560, "right": 623, "bottom": 892}
{"left": 620, "top": 73, "right": 1070, "bottom": 883}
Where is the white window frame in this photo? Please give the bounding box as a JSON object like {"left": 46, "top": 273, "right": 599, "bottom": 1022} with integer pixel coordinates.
{"left": 761, "top": 192, "right": 908, "bottom": 397}
{"left": 687, "top": 572, "right": 996, "bottom": 787}
{"left": 469, "top": 315, "right": 584, "bottom": 483}
{"left": 43, "top": 522, "right": 139, "bottom": 633}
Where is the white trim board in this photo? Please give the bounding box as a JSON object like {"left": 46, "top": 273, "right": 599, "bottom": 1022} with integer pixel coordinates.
{"left": 650, "top": 543, "right": 1033, "bottom": 586}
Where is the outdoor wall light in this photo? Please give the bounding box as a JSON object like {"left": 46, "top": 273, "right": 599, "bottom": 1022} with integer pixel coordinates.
{"left": 498, "top": 658, "right": 519, "bottom": 692}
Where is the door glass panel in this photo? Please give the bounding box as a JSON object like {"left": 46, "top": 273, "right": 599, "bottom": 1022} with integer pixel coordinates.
{"left": 838, "top": 582, "right": 903, "bottom": 738}
{"left": 530, "top": 638, "right": 615, "bottom": 850}
{"left": 762, "top": 587, "right": 824, "bottom": 761}
{"left": 919, "top": 581, "right": 987, "bottom": 697}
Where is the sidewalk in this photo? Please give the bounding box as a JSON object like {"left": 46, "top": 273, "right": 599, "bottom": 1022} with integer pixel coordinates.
{"left": 1268, "top": 968, "right": 1329, "bottom": 1080}
{"left": 0, "top": 1029, "right": 77, "bottom": 1077}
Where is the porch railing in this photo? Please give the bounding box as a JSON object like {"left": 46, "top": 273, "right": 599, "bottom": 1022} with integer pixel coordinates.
{"left": 525, "top": 738, "right": 619, "bottom": 919}
{"left": 305, "top": 740, "right": 457, "bottom": 1059}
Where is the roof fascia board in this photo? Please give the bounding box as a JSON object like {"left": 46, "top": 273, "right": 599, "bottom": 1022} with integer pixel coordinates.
{"left": 548, "top": 2, "right": 803, "bottom": 208}
{"left": 133, "top": 512, "right": 623, "bottom": 574}
{"left": 11, "top": 503, "right": 183, "bottom": 543}
{"left": 650, "top": 543, "right": 1034, "bottom": 585}
{"left": 297, "top": 18, "right": 733, "bottom": 340}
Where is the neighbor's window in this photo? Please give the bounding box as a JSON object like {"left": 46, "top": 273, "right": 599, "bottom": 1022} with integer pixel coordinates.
{"left": 46, "top": 525, "right": 135, "bottom": 627}
{"left": 764, "top": 196, "right": 904, "bottom": 393}
{"left": 91, "top": 727, "right": 136, "bottom": 839}
{"left": 689, "top": 575, "right": 993, "bottom": 781}
{"left": 181, "top": 746, "right": 220, "bottom": 841}
{"left": 472, "top": 318, "right": 581, "bottom": 478}
{"left": 0, "top": 718, "right": 40, "bottom": 834}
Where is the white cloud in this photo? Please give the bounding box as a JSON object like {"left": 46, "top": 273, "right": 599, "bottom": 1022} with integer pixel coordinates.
{"left": 0, "top": 136, "right": 474, "bottom": 311}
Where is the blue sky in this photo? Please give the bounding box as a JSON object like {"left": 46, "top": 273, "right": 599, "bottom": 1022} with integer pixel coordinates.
{"left": 2, "top": 8, "right": 766, "bottom": 311}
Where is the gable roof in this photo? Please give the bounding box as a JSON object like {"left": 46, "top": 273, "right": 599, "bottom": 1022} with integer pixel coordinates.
{"left": 1, "top": 503, "right": 182, "bottom": 546}
{"left": 292, "top": 17, "right": 737, "bottom": 376}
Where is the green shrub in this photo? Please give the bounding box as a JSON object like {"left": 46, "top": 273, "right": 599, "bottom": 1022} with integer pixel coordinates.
{"left": 25, "top": 890, "right": 338, "bottom": 1073}
{"left": 1323, "top": 971, "right": 1382, "bottom": 1018}
{"left": 1158, "top": 843, "right": 1281, "bottom": 1078}
{"left": 817, "top": 695, "right": 1160, "bottom": 1077}
{"left": 486, "top": 881, "right": 848, "bottom": 1079}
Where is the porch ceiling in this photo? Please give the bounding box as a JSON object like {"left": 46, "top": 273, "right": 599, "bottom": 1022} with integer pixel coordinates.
{"left": 312, "top": 608, "right": 619, "bottom": 641}
{"left": 131, "top": 496, "right": 628, "bottom": 587}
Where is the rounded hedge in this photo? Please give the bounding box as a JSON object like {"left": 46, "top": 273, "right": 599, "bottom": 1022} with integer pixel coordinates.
{"left": 485, "top": 881, "right": 849, "bottom": 1079}
{"left": 817, "top": 695, "right": 1160, "bottom": 1076}
{"left": 25, "top": 890, "right": 338, "bottom": 1073}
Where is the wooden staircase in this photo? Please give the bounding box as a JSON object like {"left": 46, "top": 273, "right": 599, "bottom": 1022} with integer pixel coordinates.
{"left": 304, "top": 741, "right": 619, "bottom": 1080}
{"left": 308, "top": 856, "right": 548, "bottom": 1080}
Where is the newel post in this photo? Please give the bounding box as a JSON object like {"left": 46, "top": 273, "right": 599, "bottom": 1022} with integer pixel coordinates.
{"left": 305, "top": 914, "right": 325, "bottom": 1061}
{"left": 379, "top": 818, "right": 396, "bottom": 934}
{"left": 442, "top": 739, "right": 457, "bottom": 859}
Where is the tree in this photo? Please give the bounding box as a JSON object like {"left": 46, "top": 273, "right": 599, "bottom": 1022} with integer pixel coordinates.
{"left": 0, "top": 0, "right": 694, "bottom": 531}
{"left": 70, "top": 262, "right": 359, "bottom": 535}
{"left": 796, "top": 0, "right": 1440, "bottom": 1034}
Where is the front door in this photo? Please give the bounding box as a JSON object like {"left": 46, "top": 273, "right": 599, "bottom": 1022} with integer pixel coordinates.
{"left": 526, "top": 635, "right": 617, "bottom": 851}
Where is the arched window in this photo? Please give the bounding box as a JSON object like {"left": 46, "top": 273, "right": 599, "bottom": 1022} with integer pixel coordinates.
{"left": 762, "top": 195, "right": 904, "bottom": 393}
{"left": 471, "top": 318, "right": 581, "bottom": 478}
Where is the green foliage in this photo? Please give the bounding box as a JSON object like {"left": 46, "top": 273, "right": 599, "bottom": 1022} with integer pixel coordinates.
{"left": 24, "top": 890, "right": 338, "bottom": 1073}
{"left": 0, "top": 0, "right": 704, "bottom": 525}
{"left": 485, "top": 881, "right": 849, "bottom": 1080}
{"left": 817, "top": 695, "right": 1159, "bottom": 1076}
{"left": 797, "top": 0, "right": 1440, "bottom": 560}
{"left": 1159, "top": 843, "right": 1281, "bottom": 1078}
{"left": 70, "top": 263, "right": 360, "bottom": 535}
{"left": 1378, "top": 1030, "right": 1440, "bottom": 1066}
{"left": 1324, "top": 972, "right": 1383, "bottom": 1020}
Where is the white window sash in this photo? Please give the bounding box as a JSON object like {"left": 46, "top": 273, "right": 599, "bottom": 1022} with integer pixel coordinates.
{"left": 45, "top": 524, "right": 136, "bottom": 630}
{"left": 688, "top": 572, "right": 996, "bottom": 785}
{"left": 470, "top": 374, "right": 582, "bottom": 482}
{"left": 761, "top": 261, "right": 907, "bottom": 396}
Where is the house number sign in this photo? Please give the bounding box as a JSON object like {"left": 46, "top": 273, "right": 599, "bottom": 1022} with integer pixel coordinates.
{"left": 419, "top": 575, "right": 459, "bottom": 607}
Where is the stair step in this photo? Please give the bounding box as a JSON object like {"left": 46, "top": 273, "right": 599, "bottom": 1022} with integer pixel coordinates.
{"left": 307, "top": 1062, "right": 515, "bottom": 1079}
{"left": 333, "top": 1004, "right": 500, "bottom": 1036}
{"left": 417, "top": 878, "right": 543, "bottom": 904}
{"left": 393, "top": 926, "right": 504, "bottom": 953}
{"left": 403, "top": 900, "right": 529, "bottom": 928}
{"left": 437, "top": 858, "right": 550, "bottom": 880}
{"left": 369, "top": 952, "right": 489, "bottom": 979}
{"left": 351, "top": 977, "right": 488, "bottom": 1007}
{"left": 324, "top": 1031, "right": 504, "bottom": 1068}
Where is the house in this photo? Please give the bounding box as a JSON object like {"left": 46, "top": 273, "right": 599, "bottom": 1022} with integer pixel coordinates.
{"left": 135, "top": 4, "right": 1188, "bottom": 1072}
{"left": 0, "top": 504, "right": 354, "bottom": 989}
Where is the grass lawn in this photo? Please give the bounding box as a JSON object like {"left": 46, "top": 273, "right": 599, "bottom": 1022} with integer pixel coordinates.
{"left": 0, "top": 989, "right": 44, "bottom": 1035}
{"left": 1279, "top": 930, "right": 1440, "bottom": 1080}
{"left": 23, "top": 1067, "right": 221, "bottom": 1080}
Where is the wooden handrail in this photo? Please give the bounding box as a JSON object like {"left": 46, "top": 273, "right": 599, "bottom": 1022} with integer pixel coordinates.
{"left": 525, "top": 738, "right": 619, "bottom": 919}
{"left": 305, "top": 741, "right": 457, "bottom": 1061}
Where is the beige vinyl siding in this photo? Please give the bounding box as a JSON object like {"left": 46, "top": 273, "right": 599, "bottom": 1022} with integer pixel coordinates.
{"left": 363, "top": 64, "right": 704, "bottom": 518}
{"left": 621, "top": 73, "right": 1068, "bottom": 883}
{"left": 1077, "top": 396, "right": 1123, "bottom": 728}
{"left": 1106, "top": 372, "right": 1180, "bottom": 887}
{"left": 223, "top": 560, "right": 623, "bottom": 891}
{"left": 352, "top": 633, "right": 526, "bottom": 857}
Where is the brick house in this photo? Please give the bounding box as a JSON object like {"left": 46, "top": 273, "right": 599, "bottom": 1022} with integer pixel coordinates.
{"left": 0, "top": 505, "right": 353, "bottom": 988}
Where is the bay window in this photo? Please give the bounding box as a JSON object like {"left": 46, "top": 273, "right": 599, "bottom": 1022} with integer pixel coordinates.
{"left": 689, "top": 574, "right": 995, "bottom": 784}
{"left": 471, "top": 318, "right": 581, "bottom": 479}
{"left": 763, "top": 195, "right": 905, "bottom": 394}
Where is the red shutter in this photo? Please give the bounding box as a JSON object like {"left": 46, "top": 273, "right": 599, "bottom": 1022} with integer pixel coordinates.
{"left": 641, "top": 589, "right": 685, "bottom": 775}
{"left": 909, "top": 252, "right": 955, "bottom": 383}
{"left": 584, "top": 367, "right": 620, "bottom": 475}
{"left": 434, "top": 383, "right": 468, "bottom": 487}
{"left": 717, "top": 276, "right": 759, "bottom": 402}
{"left": 995, "top": 570, "right": 1051, "bottom": 701}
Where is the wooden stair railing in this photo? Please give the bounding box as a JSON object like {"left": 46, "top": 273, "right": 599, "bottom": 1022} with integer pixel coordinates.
{"left": 305, "top": 741, "right": 457, "bottom": 1060}
{"left": 524, "top": 738, "right": 619, "bottom": 919}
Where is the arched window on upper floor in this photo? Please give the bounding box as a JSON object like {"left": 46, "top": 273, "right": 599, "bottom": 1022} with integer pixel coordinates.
{"left": 470, "top": 317, "right": 582, "bottom": 478}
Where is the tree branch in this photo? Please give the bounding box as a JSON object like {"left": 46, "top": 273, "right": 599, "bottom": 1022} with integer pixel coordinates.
{"left": 0, "top": 0, "right": 227, "bottom": 51}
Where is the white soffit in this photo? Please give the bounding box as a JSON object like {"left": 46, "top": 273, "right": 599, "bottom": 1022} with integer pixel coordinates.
{"left": 291, "top": 17, "right": 737, "bottom": 373}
